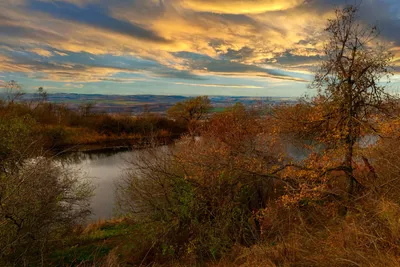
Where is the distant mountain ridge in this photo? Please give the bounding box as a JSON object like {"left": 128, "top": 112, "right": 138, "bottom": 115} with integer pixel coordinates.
{"left": 16, "top": 93, "right": 297, "bottom": 114}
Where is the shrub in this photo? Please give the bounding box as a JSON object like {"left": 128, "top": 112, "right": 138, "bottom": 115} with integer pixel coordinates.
{"left": 0, "top": 159, "right": 93, "bottom": 265}
{"left": 117, "top": 147, "right": 257, "bottom": 263}
{"left": 116, "top": 106, "right": 280, "bottom": 263}
{"left": 0, "top": 115, "right": 93, "bottom": 265}
{"left": 42, "top": 125, "right": 71, "bottom": 147}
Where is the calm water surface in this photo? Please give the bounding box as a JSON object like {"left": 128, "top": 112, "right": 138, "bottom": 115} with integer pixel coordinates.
{"left": 62, "top": 150, "right": 135, "bottom": 221}
{"left": 60, "top": 135, "right": 377, "bottom": 222}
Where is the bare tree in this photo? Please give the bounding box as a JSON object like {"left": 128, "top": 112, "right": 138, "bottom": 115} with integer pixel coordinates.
{"left": 36, "top": 86, "right": 48, "bottom": 103}
{"left": 310, "top": 5, "right": 394, "bottom": 213}
{"left": 79, "top": 102, "right": 95, "bottom": 117}
{"left": 30, "top": 87, "right": 49, "bottom": 110}
{"left": 2, "top": 80, "right": 24, "bottom": 105}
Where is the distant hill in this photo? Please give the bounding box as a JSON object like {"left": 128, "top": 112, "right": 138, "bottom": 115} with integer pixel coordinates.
{"left": 17, "top": 93, "right": 297, "bottom": 114}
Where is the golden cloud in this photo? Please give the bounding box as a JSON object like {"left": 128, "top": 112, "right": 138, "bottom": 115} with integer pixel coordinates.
{"left": 179, "top": 0, "right": 305, "bottom": 14}
{"left": 2, "top": 0, "right": 399, "bottom": 87}
{"left": 174, "top": 82, "right": 264, "bottom": 89}
{"left": 64, "top": 83, "right": 84, "bottom": 88}
{"left": 30, "top": 48, "right": 53, "bottom": 57}
{"left": 54, "top": 51, "right": 68, "bottom": 56}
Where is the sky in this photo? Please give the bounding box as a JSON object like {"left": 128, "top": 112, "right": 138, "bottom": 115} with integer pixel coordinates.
{"left": 1, "top": 0, "right": 400, "bottom": 96}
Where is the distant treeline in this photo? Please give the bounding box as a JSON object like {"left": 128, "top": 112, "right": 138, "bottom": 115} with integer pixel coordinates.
{"left": 1, "top": 91, "right": 286, "bottom": 114}
{"left": 0, "top": 88, "right": 187, "bottom": 150}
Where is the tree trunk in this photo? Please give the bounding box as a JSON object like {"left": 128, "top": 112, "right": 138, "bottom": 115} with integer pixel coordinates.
{"left": 188, "top": 120, "right": 196, "bottom": 142}
{"left": 340, "top": 81, "right": 355, "bottom": 216}
{"left": 340, "top": 139, "right": 354, "bottom": 216}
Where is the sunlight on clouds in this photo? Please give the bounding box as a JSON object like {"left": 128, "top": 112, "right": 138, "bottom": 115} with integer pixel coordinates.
{"left": 54, "top": 51, "right": 68, "bottom": 56}
{"left": 30, "top": 48, "right": 53, "bottom": 57}
{"left": 0, "top": 0, "right": 333, "bottom": 81}
{"left": 64, "top": 83, "right": 84, "bottom": 88}
{"left": 191, "top": 70, "right": 309, "bottom": 83}
{"left": 0, "top": 54, "right": 36, "bottom": 73}
{"left": 1, "top": 0, "right": 400, "bottom": 96}
{"left": 40, "top": 66, "right": 136, "bottom": 83}
{"left": 180, "top": 0, "right": 305, "bottom": 14}
{"left": 174, "top": 82, "right": 264, "bottom": 89}
{"left": 99, "top": 77, "right": 145, "bottom": 83}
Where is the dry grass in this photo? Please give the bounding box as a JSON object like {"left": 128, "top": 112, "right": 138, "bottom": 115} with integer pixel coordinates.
{"left": 81, "top": 218, "right": 128, "bottom": 235}
{"left": 210, "top": 198, "right": 400, "bottom": 267}
{"left": 101, "top": 248, "right": 121, "bottom": 267}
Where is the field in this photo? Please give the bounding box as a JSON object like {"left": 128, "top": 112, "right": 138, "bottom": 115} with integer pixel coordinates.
{"left": 21, "top": 93, "right": 295, "bottom": 114}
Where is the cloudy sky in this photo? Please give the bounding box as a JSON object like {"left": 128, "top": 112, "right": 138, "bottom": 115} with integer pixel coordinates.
{"left": 1, "top": 0, "right": 400, "bottom": 96}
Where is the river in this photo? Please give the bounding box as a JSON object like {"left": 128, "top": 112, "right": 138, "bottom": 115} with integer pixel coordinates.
{"left": 61, "top": 149, "right": 135, "bottom": 222}
{"left": 61, "top": 143, "right": 307, "bottom": 222}
{"left": 60, "top": 134, "right": 378, "bottom": 222}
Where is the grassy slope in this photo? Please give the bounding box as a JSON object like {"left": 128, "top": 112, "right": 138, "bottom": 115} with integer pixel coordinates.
{"left": 50, "top": 219, "right": 148, "bottom": 266}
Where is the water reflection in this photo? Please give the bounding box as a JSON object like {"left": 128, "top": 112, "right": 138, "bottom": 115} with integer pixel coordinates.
{"left": 58, "top": 135, "right": 378, "bottom": 222}
{"left": 284, "top": 134, "right": 378, "bottom": 162}
{"left": 61, "top": 150, "right": 133, "bottom": 221}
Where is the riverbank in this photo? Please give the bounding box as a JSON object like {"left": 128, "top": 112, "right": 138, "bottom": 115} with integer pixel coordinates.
{"left": 48, "top": 218, "right": 157, "bottom": 266}
{"left": 51, "top": 134, "right": 180, "bottom": 154}
{"left": 59, "top": 149, "right": 139, "bottom": 222}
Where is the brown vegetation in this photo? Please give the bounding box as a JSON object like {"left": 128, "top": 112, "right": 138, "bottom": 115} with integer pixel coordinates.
{"left": 2, "top": 4, "right": 400, "bottom": 267}
{"left": 0, "top": 83, "right": 187, "bottom": 151}
{"left": 0, "top": 112, "right": 93, "bottom": 266}
{"left": 111, "top": 5, "right": 400, "bottom": 266}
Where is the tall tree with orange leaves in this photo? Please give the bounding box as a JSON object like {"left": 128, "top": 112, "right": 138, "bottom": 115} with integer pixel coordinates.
{"left": 310, "top": 5, "right": 395, "bottom": 213}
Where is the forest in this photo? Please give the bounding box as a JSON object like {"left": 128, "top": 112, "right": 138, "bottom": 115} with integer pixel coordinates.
{"left": 0, "top": 83, "right": 187, "bottom": 151}
{"left": 2, "top": 5, "right": 400, "bottom": 267}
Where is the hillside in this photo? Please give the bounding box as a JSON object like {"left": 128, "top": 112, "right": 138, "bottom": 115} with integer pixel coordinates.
{"left": 21, "top": 93, "right": 296, "bottom": 114}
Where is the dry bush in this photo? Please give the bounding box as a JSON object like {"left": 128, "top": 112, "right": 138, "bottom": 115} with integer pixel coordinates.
{"left": 0, "top": 114, "right": 93, "bottom": 265}
{"left": 0, "top": 157, "right": 93, "bottom": 265}
{"left": 213, "top": 196, "right": 398, "bottom": 267}
{"left": 116, "top": 105, "right": 286, "bottom": 263}
{"left": 101, "top": 248, "right": 121, "bottom": 267}
{"left": 242, "top": 132, "right": 400, "bottom": 267}
{"left": 115, "top": 98, "right": 400, "bottom": 266}
{"left": 228, "top": 106, "right": 400, "bottom": 266}
{"left": 359, "top": 133, "right": 400, "bottom": 203}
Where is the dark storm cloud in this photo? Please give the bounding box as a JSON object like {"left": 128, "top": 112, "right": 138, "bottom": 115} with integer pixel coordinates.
{"left": 303, "top": 0, "right": 400, "bottom": 45}
{"left": 194, "top": 12, "right": 260, "bottom": 28}
{"left": 271, "top": 51, "right": 323, "bottom": 67}
{"left": 0, "top": 48, "right": 204, "bottom": 81}
{"left": 28, "top": 0, "right": 170, "bottom": 43}
{"left": 0, "top": 24, "right": 67, "bottom": 43}
{"left": 221, "top": 47, "right": 255, "bottom": 61}
{"left": 174, "top": 51, "right": 308, "bottom": 81}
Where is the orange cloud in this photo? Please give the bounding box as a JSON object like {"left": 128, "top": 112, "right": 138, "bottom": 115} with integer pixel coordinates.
{"left": 64, "top": 83, "right": 84, "bottom": 88}
{"left": 174, "top": 82, "right": 264, "bottom": 89}
{"left": 30, "top": 48, "right": 53, "bottom": 57}
{"left": 1, "top": 0, "right": 398, "bottom": 88}
{"left": 179, "top": 0, "right": 305, "bottom": 14}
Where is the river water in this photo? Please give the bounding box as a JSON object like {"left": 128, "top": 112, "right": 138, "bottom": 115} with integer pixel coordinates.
{"left": 60, "top": 134, "right": 378, "bottom": 222}
{"left": 62, "top": 150, "right": 134, "bottom": 221}
{"left": 61, "top": 144, "right": 307, "bottom": 222}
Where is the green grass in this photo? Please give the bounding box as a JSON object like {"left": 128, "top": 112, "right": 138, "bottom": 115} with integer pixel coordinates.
{"left": 210, "top": 107, "right": 226, "bottom": 113}
{"left": 46, "top": 218, "right": 163, "bottom": 266}
{"left": 51, "top": 243, "right": 112, "bottom": 266}
{"left": 49, "top": 219, "right": 137, "bottom": 266}
{"left": 86, "top": 221, "right": 137, "bottom": 240}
